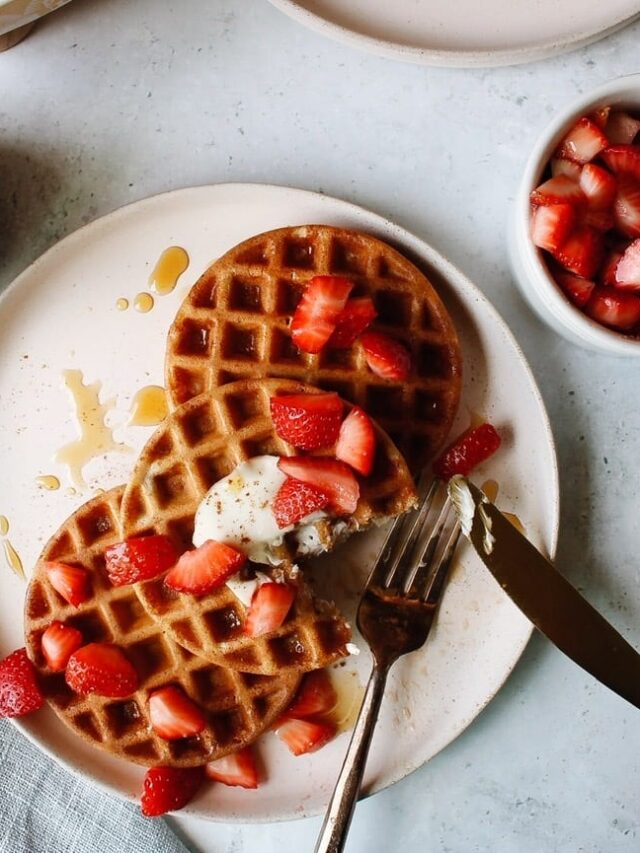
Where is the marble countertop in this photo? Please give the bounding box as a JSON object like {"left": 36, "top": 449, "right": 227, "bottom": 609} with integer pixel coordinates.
{"left": 2, "top": 1, "right": 639, "bottom": 850}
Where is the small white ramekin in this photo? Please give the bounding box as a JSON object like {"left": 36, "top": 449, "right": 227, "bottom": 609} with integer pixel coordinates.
{"left": 509, "top": 73, "right": 640, "bottom": 357}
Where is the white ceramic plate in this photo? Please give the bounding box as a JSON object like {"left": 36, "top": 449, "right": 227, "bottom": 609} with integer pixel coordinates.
{"left": 0, "top": 183, "right": 558, "bottom": 822}
{"left": 267, "top": 0, "right": 640, "bottom": 67}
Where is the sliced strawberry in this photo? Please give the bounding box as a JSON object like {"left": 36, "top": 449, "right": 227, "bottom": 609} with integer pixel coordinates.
{"left": 0, "top": 648, "right": 44, "bottom": 718}
{"left": 583, "top": 208, "right": 615, "bottom": 233}
{"left": 585, "top": 287, "right": 640, "bottom": 331}
{"left": 273, "top": 477, "right": 329, "bottom": 529}
{"left": 601, "top": 145, "right": 640, "bottom": 181}
{"left": 270, "top": 393, "right": 343, "bottom": 450}
{"left": 614, "top": 239, "right": 640, "bottom": 291}
{"left": 105, "top": 535, "right": 178, "bottom": 587}
{"left": 530, "top": 203, "right": 575, "bottom": 253}
{"left": 590, "top": 106, "right": 611, "bottom": 130}
{"left": 290, "top": 276, "right": 353, "bottom": 353}
{"left": 553, "top": 271, "right": 595, "bottom": 308}
{"left": 530, "top": 175, "right": 585, "bottom": 207}
{"left": 335, "top": 406, "right": 376, "bottom": 477}
{"left": 579, "top": 163, "right": 617, "bottom": 210}
{"left": 205, "top": 747, "right": 259, "bottom": 789}
{"left": 550, "top": 158, "right": 582, "bottom": 180}
{"left": 327, "top": 297, "right": 377, "bottom": 348}
{"left": 141, "top": 766, "right": 204, "bottom": 817}
{"left": 65, "top": 643, "right": 138, "bottom": 698}
{"left": 278, "top": 457, "right": 360, "bottom": 515}
{"left": 614, "top": 175, "right": 640, "bottom": 238}
{"left": 244, "top": 582, "right": 296, "bottom": 638}
{"left": 41, "top": 621, "right": 83, "bottom": 672}
{"left": 148, "top": 685, "right": 207, "bottom": 740}
{"left": 359, "top": 331, "right": 411, "bottom": 381}
{"left": 276, "top": 717, "right": 336, "bottom": 756}
{"left": 605, "top": 111, "right": 640, "bottom": 145}
{"left": 556, "top": 116, "right": 608, "bottom": 164}
{"left": 600, "top": 249, "right": 624, "bottom": 287}
{"left": 45, "top": 561, "right": 91, "bottom": 607}
{"left": 551, "top": 226, "right": 604, "bottom": 279}
{"left": 284, "top": 670, "right": 337, "bottom": 720}
{"left": 433, "top": 423, "right": 502, "bottom": 480}
{"left": 164, "top": 540, "right": 246, "bottom": 595}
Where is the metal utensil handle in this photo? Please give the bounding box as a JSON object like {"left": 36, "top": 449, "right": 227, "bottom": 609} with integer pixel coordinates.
{"left": 314, "top": 664, "right": 389, "bottom": 853}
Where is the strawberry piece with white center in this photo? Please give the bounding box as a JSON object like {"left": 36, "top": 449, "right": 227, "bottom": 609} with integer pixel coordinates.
{"left": 614, "top": 239, "right": 640, "bottom": 291}
{"left": 41, "top": 621, "right": 83, "bottom": 672}
{"left": 205, "top": 747, "right": 259, "bottom": 789}
{"left": 553, "top": 271, "right": 595, "bottom": 308}
{"left": 605, "top": 111, "right": 640, "bottom": 145}
{"left": 555, "top": 116, "right": 609, "bottom": 164}
{"left": 273, "top": 477, "right": 329, "bottom": 529}
{"left": 579, "top": 164, "right": 617, "bottom": 210}
{"left": 276, "top": 717, "right": 336, "bottom": 756}
{"left": 530, "top": 203, "right": 575, "bottom": 253}
{"left": 585, "top": 287, "right": 640, "bottom": 331}
{"left": 270, "top": 392, "right": 343, "bottom": 451}
{"left": 530, "top": 175, "right": 585, "bottom": 207}
{"left": 359, "top": 331, "right": 411, "bottom": 381}
{"left": 335, "top": 406, "right": 376, "bottom": 477}
{"left": 327, "top": 297, "right": 377, "bottom": 348}
{"left": 45, "top": 561, "right": 91, "bottom": 607}
{"left": 613, "top": 175, "right": 640, "bottom": 238}
{"left": 0, "top": 648, "right": 44, "bottom": 718}
{"left": 141, "top": 766, "right": 204, "bottom": 817}
{"left": 164, "top": 540, "right": 246, "bottom": 595}
{"left": 284, "top": 669, "right": 337, "bottom": 719}
{"left": 278, "top": 457, "right": 360, "bottom": 516}
{"left": 551, "top": 226, "right": 604, "bottom": 279}
{"left": 65, "top": 643, "right": 139, "bottom": 698}
{"left": 291, "top": 276, "right": 353, "bottom": 354}
{"left": 550, "top": 158, "right": 582, "bottom": 181}
{"left": 600, "top": 249, "right": 624, "bottom": 287}
{"left": 601, "top": 145, "right": 640, "bottom": 181}
{"left": 105, "top": 535, "right": 178, "bottom": 587}
{"left": 148, "top": 685, "right": 207, "bottom": 740}
{"left": 244, "top": 582, "right": 296, "bottom": 638}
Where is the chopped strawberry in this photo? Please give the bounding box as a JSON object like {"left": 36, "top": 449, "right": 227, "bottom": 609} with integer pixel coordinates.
{"left": 278, "top": 457, "right": 360, "bottom": 515}
{"left": 602, "top": 145, "right": 640, "bottom": 181}
{"left": 606, "top": 111, "right": 640, "bottom": 145}
{"left": 335, "top": 406, "right": 376, "bottom": 477}
{"left": 270, "top": 393, "right": 343, "bottom": 450}
{"left": 530, "top": 203, "right": 575, "bottom": 253}
{"left": 360, "top": 331, "right": 411, "bottom": 381}
{"left": 553, "top": 271, "right": 595, "bottom": 308}
{"left": 45, "top": 561, "right": 91, "bottom": 607}
{"left": 614, "top": 239, "right": 640, "bottom": 291}
{"left": 585, "top": 287, "right": 640, "bottom": 331}
{"left": 205, "top": 747, "right": 259, "bottom": 789}
{"left": 148, "top": 686, "right": 207, "bottom": 740}
{"left": 284, "top": 670, "right": 337, "bottom": 719}
{"left": 550, "top": 158, "right": 582, "bottom": 181}
{"left": 583, "top": 208, "right": 615, "bottom": 233}
{"left": 273, "top": 477, "right": 329, "bottom": 529}
{"left": 141, "top": 766, "right": 204, "bottom": 817}
{"left": 600, "top": 249, "right": 624, "bottom": 287}
{"left": 164, "top": 540, "right": 245, "bottom": 595}
{"left": 0, "top": 648, "right": 44, "bottom": 718}
{"left": 530, "top": 175, "right": 585, "bottom": 207}
{"left": 551, "top": 226, "right": 604, "bottom": 279}
{"left": 41, "top": 622, "right": 83, "bottom": 672}
{"left": 290, "top": 276, "right": 353, "bottom": 353}
{"left": 244, "top": 582, "right": 296, "bottom": 638}
{"left": 327, "top": 297, "right": 377, "bottom": 348}
{"left": 105, "top": 535, "right": 178, "bottom": 587}
{"left": 579, "top": 163, "right": 617, "bottom": 210}
{"left": 433, "top": 423, "right": 502, "bottom": 480}
{"left": 556, "top": 116, "right": 608, "bottom": 164}
{"left": 276, "top": 717, "right": 336, "bottom": 756}
{"left": 65, "top": 643, "right": 138, "bottom": 698}
{"left": 590, "top": 106, "right": 611, "bottom": 130}
{"left": 614, "top": 175, "right": 640, "bottom": 238}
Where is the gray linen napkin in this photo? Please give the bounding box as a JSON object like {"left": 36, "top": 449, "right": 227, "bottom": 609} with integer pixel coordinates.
{"left": 0, "top": 720, "right": 191, "bottom": 853}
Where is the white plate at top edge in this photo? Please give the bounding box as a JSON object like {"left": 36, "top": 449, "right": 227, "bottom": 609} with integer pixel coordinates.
{"left": 0, "top": 183, "right": 559, "bottom": 822}
{"left": 267, "top": 0, "right": 640, "bottom": 67}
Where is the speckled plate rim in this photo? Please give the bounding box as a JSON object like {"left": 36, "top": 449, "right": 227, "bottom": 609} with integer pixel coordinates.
{"left": 2, "top": 182, "right": 560, "bottom": 822}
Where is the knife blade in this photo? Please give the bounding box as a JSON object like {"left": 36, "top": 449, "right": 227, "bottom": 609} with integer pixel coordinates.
{"left": 448, "top": 475, "right": 640, "bottom": 710}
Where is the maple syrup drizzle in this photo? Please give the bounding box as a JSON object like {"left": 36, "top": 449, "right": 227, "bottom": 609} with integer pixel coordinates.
{"left": 149, "top": 246, "right": 189, "bottom": 295}
{"left": 55, "top": 369, "right": 130, "bottom": 488}
{"left": 0, "top": 516, "right": 8, "bottom": 536}
{"left": 0, "top": 517, "right": 25, "bottom": 579}
{"left": 480, "top": 480, "right": 526, "bottom": 534}
{"left": 504, "top": 512, "right": 527, "bottom": 535}
{"left": 116, "top": 297, "right": 129, "bottom": 311}
{"left": 134, "top": 292, "right": 154, "bottom": 313}
{"left": 328, "top": 669, "right": 365, "bottom": 733}
{"left": 36, "top": 475, "right": 61, "bottom": 491}
{"left": 129, "top": 385, "right": 168, "bottom": 427}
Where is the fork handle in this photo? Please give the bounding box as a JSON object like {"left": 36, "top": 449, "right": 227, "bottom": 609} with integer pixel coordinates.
{"left": 314, "top": 663, "right": 390, "bottom": 853}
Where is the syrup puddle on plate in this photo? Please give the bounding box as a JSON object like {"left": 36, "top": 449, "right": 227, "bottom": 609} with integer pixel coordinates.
{"left": 116, "top": 297, "right": 129, "bottom": 311}
{"left": 134, "top": 292, "right": 154, "bottom": 313}
{"left": 36, "top": 474, "right": 60, "bottom": 491}
{"left": 0, "top": 516, "right": 25, "bottom": 579}
{"left": 328, "top": 668, "right": 365, "bottom": 733}
{"left": 481, "top": 479, "right": 526, "bottom": 535}
{"left": 149, "top": 246, "right": 189, "bottom": 295}
{"left": 129, "top": 385, "right": 168, "bottom": 427}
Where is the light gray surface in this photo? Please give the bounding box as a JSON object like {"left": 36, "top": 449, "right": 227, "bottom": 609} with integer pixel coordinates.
{"left": 1, "top": 1, "right": 639, "bottom": 851}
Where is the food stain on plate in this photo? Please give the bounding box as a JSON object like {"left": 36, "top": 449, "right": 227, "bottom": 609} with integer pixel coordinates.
{"left": 115, "top": 297, "right": 129, "bottom": 311}
{"left": 36, "top": 475, "right": 61, "bottom": 491}
{"left": 55, "top": 369, "right": 131, "bottom": 488}
{"left": 328, "top": 667, "right": 365, "bottom": 734}
{"left": 134, "top": 292, "right": 154, "bottom": 313}
{"left": 0, "top": 516, "right": 25, "bottom": 580}
{"left": 129, "top": 385, "right": 168, "bottom": 427}
{"left": 149, "top": 246, "right": 189, "bottom": 295}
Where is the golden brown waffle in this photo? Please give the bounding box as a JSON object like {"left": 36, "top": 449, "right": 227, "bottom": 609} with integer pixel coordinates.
{"left": 165, "top": 225, "right": 462, "bottom": 473}
{"left": 24, "top": 487, "right": 298, "bottom": 767}
{"left": 120, "top": 377, "right": 417, "bottom": 674}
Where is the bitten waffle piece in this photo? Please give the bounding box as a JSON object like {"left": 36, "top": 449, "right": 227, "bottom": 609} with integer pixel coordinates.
{"left": 119, "top": 378, "right": 417, "bottom": 674}
{"left": 24, "top": 488, "right": 298, "bottom": 767}
{"left": 165, "top": 225, "right": 462, "bottom": 473}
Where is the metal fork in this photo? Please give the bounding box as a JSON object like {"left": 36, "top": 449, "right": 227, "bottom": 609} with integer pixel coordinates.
{"left": 314, "top": 474, "right": 461, "bottom": 853}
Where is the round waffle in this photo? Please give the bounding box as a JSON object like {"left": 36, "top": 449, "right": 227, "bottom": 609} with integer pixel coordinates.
{"left": 165, "top": 224, "right": 462, "bottom": 473}
{"left": 24, "top": 487, "right": 298, "bottom": 767}
{"left": 120, "top": 377, "right": 418, "bottom": 675}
